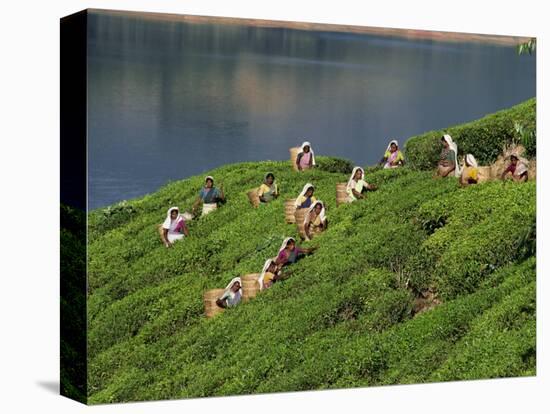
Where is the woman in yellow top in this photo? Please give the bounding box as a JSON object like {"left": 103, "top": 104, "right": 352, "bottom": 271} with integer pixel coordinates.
{"left": 460, "top": 154, "right": 479, "bottom": 187}
{"left": 304, "top": 200, "right": 328, "bottom": 240}
{"left": 294, "top": 183, "right": 317, "bottom": 209}
{"left": 381, "top": 140, "right": 405, "bottom": 169}
{"left": 257, "top": 172, "right": 279, "bottom": 203}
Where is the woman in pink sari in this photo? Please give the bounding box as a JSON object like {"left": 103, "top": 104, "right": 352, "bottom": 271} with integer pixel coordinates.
{"left": 296, "top": 141, "right": 316, "bottom": 171}
{"left": 381, "top": 140, "right": 405, "bottom": 169}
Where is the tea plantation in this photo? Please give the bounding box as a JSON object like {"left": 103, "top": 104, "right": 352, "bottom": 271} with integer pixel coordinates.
{"left": 83, "top": 146, "right": 536, "bottom": 402}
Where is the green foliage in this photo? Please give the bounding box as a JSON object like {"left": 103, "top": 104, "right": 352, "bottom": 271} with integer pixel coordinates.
{"left": 514, "top": 121, "right": 537, "bottom": 158}
{"left": 85, "top": 156, "right": 535, "bottom": 404}
{"left": 315, "top": 156, "right": 354, "bottom": 174}
{"left": 60, "top": 205, "right": 87, "bottom": 403}
{"left": 404, "top": 98, "right": 536, "bottom": 169}
{"left": 517, "top": 38, "right": 536, "bottom": 56}
{"left": 89, "top": 200, "right": 137, "bottom": 241}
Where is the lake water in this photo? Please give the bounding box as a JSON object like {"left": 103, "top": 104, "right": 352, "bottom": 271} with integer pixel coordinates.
{"left": 87, "top": 11, "right": 536, "bottom": 209}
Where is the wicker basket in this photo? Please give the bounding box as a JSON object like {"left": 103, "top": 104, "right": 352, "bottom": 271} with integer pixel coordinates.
{"left": 285, "top": 199, "right": 297, "bottom": 223}
{"left": 477, "top": 166, "right": 493, "bottom": 183}
{"left": 336, "top": 183, "right": 348, "bottom": 206}
{"left": 528, "top": 159, "right": 536, "bottom": 180}
{"left": 290, "top": 147, "right": 300, "bottom": 171}
{"left": 203, "top": 288, "right": 226, "bottom": 318}
{"left": 295, "top": 208, "right": 308, "bottom": 239}
{"left": 241, "top": 274, "right": 260, "bottom": 302}
{"left": 247, "top": 189, "right": 261, "bottom": 208}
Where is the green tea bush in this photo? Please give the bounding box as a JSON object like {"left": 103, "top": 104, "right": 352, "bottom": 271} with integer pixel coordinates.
{"left": 85, "top": 155, "right": 536, "bottom": 403}
{"left": 405, "top": 98, "right": 536, "bottom": 169}
{"left": 315, "top": 156, "right": 354, "bottom": 174}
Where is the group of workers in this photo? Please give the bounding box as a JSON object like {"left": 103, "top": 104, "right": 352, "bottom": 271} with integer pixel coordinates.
{"left": 436, "top": 134, "right": 529, "bottom": 185}
{"left": 158, "top": 137, "right": 530, "bottom": 309}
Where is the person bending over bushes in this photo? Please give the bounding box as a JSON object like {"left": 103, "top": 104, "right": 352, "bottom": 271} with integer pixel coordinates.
{"left": 304, "top": 200, "right": 328, "bottom": 240}
{"left": 437, "top": 134, "right": 460, "bottom": 178}
{"left": 159, "top": 207, "right": 189, "bottom": 248}
{"left": 192, "top": 175, "right": 225, "bottom": 217}
{"left": 346, "top": 167, "right": 377, "bottom": 202}
{"left": 501, "top": 154, "right": 528, "bottom": 182}
{"left": 216, "top": 277, "right": 242, "bottom": 309}
{"left": 258, "top": 172, "right": 279, "bottom": 203}
{"left": 257, "top": 258, "right": 291, "bottom": 290}
{"left": 460, "top": 154, "right": 479, "bottom": 187}
{"left": 381, "top": 139, "right": 405, "bottom": 169}
{"left": 296, "top": 141, "right": 316, "bottom": 171}
{"left": 275, "top": 237, "right": 317, "bottom": 268}
{"left": 294, "top": 183, "right": 317, "bottom": 209}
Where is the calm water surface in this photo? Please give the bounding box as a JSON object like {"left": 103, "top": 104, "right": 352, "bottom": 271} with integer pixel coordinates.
{"left": 87, "top": 12, "right": 536, "bottom": 209}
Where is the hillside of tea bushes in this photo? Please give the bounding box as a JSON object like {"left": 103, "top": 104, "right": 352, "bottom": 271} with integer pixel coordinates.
{"left": 86, "top": 153, "right": 536, "bottom": 403}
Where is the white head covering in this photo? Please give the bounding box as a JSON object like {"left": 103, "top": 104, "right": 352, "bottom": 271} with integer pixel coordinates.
{"left": 347, "top": 167, "right": 364, "bottom": 190}
{"left": 205, "top": 176, "right": 214, "bottom": 186}
{"left": 300, "top": 141, "right": 316, "bottom": 165}
{"left": 219, "top": 276, "right": 243, "bottom": 305}
{"left": 224, "top": 276, "right": 242, "bottom": 291}
{"left": 442, "top": 134, "right": 461, "bottom": 177}
{"left": 294, "top": 183, "right": 315, "bottom": 207}
{"left": 264, "top": 172, "right": 278, "bottom": 191}
{"left": 465, "top": 154, "right": 478, "bottom": 168}
{"left": 162, "top": 207, "right": 183, "bottom": 230}
{"left": 515, "top": 161, "right": 529, "bottom": 176}
{"left": 386, "top": 139, "right": 399, "bottom": 152}
{"left": 305, "top": 200, "right": 327, "bottom": 225}
{"left": 258, "top": 258, "right": 276, "bottom": 290}
{"left": 277, "top": 237, "right": 296, "bottom": 257}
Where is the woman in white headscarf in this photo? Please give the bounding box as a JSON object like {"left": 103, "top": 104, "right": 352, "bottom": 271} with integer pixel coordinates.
{"left": 257, "top": 172, "right": 279, "bottom": 203}
{"left": 460, "top": 154, "right": 479, "bottom": 187}
{"left": 159, "top": 207, "right": 189, "bottom": 248}
{"left": 296, "top": 141, "right": 316, "bottom": 171}
{"left": 258, "top": 258, "right": 281, "bottom": 290}
{"left": 346, "top": 167, "right": 376, "bottom": 202}
{"left": 381, "top": 139, "right": 405, "bottom": 169}
{"left": 216, "top": 277, "right": 242, "bottom": 309}
{"left": 437, "top": 134, "right": 461, "bottom": 178}
{"left": 501, "top": 154, "right": 529, "bottom": 182}
{"left": 304, "top": 200, "right": 328, "bottom": 240}
{"left": 294, "top": 183, "right": 317, "bottom": 209}
{"left": 275, "top": 237, "right": 317, "bottom": 268}
{"left": 192, "top": 175, "right": 225, "bottom": 217}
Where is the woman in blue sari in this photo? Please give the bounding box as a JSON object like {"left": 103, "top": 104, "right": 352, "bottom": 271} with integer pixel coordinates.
{"left": 192, "top": 176, "right": 225, "bottom": 216}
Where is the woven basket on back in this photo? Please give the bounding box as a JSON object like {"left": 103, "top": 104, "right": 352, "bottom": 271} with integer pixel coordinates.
{"left": 203, "top": 288, "right": 226, "bottom": 318}
{"left": 285, "top": 199, "right": 297, "bottom": 223}
{"left": 289, "top": 147, "right": 300, "bottom": 171}
{"left": 241, "top": 274, "right": 260, "bottom": 301}
{"left": 247, "top": 189, "right": 261, "bottom": 208}
{"left": 336, "top": 183, "right": 348, "bottom": 206}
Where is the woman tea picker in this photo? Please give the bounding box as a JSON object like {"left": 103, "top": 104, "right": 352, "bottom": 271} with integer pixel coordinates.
{"left": 192, "top": 175, "right": 225, "bottom": 217}
{"left": 159, "top": 207, "right": 189, "bottom": 248}
{"left": 381, "top": 139, "right": 405, "bottom": 169}
{"left": 437, "top": 134, "right": 461, "bottom": 178}
{"left": 257, "top": 172, "right": 279, "bottom": 203}
{"left": 294, "top": 183, "right": 317, "bottom": 209}
{"left": 501, "top": 154, "right": 529, "bottom": 182}
{"left": 216, "top": 277, "right": 242, "bottom": 309}
{"left": 304, "top": 200, "right": 328, "bottom": 240}
{"left": 346, "top": 167, "right": 377, "bottom": 202}
{"left": 257, "top": 258, "right": 288, "bottom": 290}
{"left": 460, "top": 154, "right": 479, "bottom": 187}
{"left": 275, "top": 237, "right": 317, "bottom": 268}
{"left": 296, "top": 141, "right": 316, "bottom": 171}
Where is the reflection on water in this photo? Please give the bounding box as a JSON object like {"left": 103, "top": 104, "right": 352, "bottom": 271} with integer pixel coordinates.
{"left": 87, "top": 11, "right": 535, "bottom": 209}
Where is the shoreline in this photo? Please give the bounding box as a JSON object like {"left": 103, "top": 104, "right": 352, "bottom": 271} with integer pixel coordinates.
{"left": 89, "top": 8, "right": 531, "bottom": 46}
